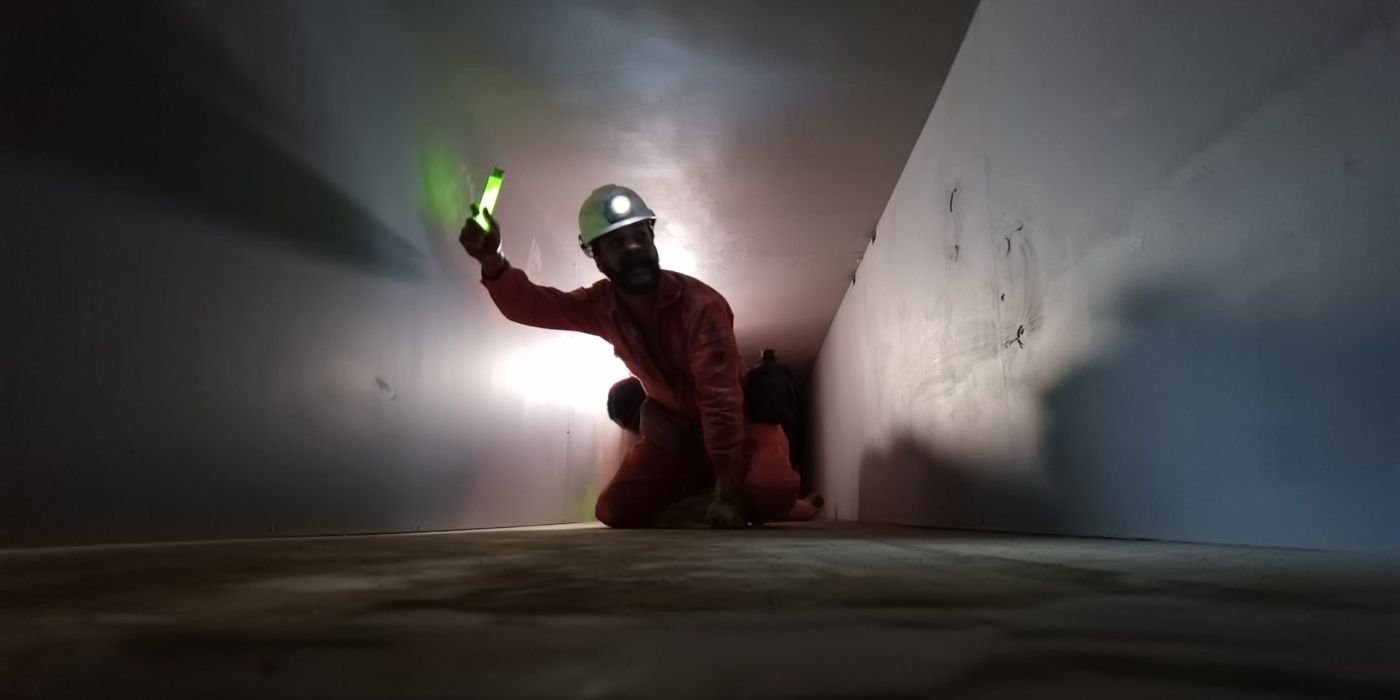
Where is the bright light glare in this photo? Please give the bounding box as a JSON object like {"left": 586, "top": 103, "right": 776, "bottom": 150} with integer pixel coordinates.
{"left": 658, "top": 221, "right": 703, "bottom": 277}
{"left": 492, "top": 333, "right": 630, "bottom": 410}
{"left": 661, "top": 245, "right": 701, "bottom": 277}
{"left": 609, "top": 195, "right": 632, "bottom": 217}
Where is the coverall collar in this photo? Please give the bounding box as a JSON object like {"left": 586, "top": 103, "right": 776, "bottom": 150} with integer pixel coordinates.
{"left": 601, "top": 269, "right": 684, "bottom": 317}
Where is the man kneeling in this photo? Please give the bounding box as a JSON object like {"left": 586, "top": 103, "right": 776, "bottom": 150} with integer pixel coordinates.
{"left": 606, "top": 378, "right": 822, "bottom": 525}
{"left": 461, "top": 184, "right": 804, "bottom": 528}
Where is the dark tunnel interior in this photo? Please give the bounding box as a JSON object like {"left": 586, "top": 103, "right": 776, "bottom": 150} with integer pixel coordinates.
{"left": 2, "top": 1, "right": 1398, "bottom": 697}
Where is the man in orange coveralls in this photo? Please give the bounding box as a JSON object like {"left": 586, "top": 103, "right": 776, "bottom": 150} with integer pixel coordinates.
{"left": 460, "top": 184, "right": 815, "bottom": 528}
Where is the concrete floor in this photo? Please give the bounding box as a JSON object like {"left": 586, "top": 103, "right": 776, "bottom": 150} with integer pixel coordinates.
{"left": 2, "top": 522, "right": 1397, "bottom": 699}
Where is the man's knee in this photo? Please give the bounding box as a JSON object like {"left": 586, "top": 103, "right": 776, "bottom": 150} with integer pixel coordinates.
{"left": 595, "top": 488, "right": 656, "bottom": 528}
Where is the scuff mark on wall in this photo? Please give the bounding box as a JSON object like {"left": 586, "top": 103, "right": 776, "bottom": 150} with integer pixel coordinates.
{"left": 946, "top": 178, "right": 965, "bottom": 264}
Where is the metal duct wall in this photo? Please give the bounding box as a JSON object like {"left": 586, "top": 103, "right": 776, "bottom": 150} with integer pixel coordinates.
{"left": 2, "top": 1, "right": 629, "bottom": 545}
{"left": 814, "top": 0, "right": 1400, "bottom": 551}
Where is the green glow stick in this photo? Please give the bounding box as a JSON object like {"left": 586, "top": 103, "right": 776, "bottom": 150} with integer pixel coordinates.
{"left": 473, "top": 168, "right": 505, "bottom": 233}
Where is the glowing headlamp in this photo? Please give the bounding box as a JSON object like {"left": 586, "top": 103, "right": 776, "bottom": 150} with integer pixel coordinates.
{"left": 608, "top": 194, "right": 633, "bottom": 220}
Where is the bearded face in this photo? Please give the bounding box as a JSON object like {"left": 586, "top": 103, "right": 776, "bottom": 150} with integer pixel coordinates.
{"left": 592, "top": 221, "right": 661, "bottom": 294}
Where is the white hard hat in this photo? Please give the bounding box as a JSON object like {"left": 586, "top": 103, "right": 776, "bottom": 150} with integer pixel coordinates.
{"left": 578, "top": 184, "right": 656, "bottom": 255}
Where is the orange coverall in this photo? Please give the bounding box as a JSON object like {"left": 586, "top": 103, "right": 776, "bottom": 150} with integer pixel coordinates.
{"left": 483, "top": 263, "right": 801, "bottom": 526}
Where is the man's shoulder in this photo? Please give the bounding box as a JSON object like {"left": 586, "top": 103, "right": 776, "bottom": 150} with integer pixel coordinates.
{"left": 569, "top": 277, "right": 611, "bottom": 301}
{"left": 666, "top": 271, "right": 730, "bottom": 309}
{"left": 663, "top": 271, "right": 734, "bottom": 343}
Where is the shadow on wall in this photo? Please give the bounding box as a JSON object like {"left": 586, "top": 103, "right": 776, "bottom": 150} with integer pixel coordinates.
{"left": 1041, "top": 283, "right": 1400, "bottom": 551}
{"left": 1, "top": 1, "right": 426, "bottom": 279}
{"left": 857, "top": 434, "right": 1057, "bottom": 535}
{"left": 855, "top": 281, "right": 1399, "bottom": 551}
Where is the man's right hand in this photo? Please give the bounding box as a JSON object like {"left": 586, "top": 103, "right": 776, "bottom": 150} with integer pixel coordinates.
{"left": 705, "top": 483, "right": 748, "bottom": 529}
{"left": 459, "top": 205, "right": 507, "bottom": 278}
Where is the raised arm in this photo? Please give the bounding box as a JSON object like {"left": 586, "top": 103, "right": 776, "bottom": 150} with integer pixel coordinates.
{"left": 460, "top": 205, "right": 603, "bottom": 335}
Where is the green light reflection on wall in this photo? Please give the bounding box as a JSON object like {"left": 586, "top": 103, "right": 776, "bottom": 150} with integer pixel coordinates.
{"left": 419, "top": 146, "right": 470, "bottom": 231}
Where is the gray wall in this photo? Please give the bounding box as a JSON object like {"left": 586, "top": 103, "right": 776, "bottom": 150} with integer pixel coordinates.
{"left": 813, "top": 0, "right": 1399, "bottom": 551}
{"left": 1, "top": 1, "right": 630, "bottom": 546}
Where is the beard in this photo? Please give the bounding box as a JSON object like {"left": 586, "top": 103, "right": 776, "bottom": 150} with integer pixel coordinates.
{"left": 600, "top": 251, "right": 662, "bottom": 295}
